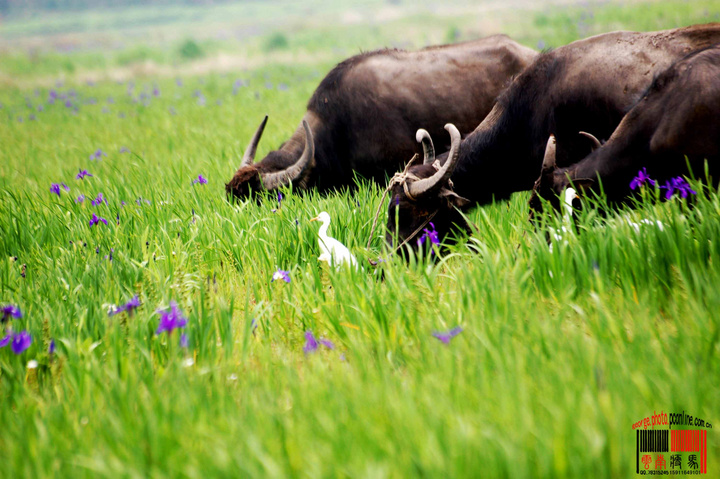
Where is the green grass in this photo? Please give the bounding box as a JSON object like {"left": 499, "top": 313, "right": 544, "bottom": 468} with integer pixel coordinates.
{"left": 1, "top": 1, "right": 719, "bottom": 477}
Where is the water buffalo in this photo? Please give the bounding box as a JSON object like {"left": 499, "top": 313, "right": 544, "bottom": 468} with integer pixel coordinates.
{"left": 531, "top": 44, "right": 720, "bottom": 210}
{"left": 225, "top": 35, "right": 537, "bottom": 198}
{"left": 383, "top": 24, "right": 720, "bottom": 248}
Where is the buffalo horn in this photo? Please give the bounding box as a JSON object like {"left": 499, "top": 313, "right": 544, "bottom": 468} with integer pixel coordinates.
{"left": 260, "top": 120, "right": 314, "bottom": 190}
{"left": 416, "top": 128, "right": 436, "bottom": 165}
{"left": 240, "top": 115, "right": 269, "bottom": 168}
{"left": 407, "top": 123, "right": 461, "bottom": 198}
{"left": 542, "top": 135, "right": 557, "bottom": 170}
{"left": 579, "top": 131, "right": 602, "bottom": 151}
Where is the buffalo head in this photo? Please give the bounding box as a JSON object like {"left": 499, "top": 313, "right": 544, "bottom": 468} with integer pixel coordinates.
{"left": 528, "top": 133, "right": 598, "bottom": 221}
{"left": 384, "top": 124, "right": 471, "bottom": 251}
{"left": 225, "top": 115, "right": 315, "bottom": 199}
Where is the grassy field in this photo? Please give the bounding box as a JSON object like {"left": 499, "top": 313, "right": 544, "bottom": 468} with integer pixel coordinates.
{"left": 1, "top": 0, "right": 719, "bottom": 477}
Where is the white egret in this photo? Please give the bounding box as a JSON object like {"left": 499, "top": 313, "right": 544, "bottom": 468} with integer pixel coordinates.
{"left": 310, "top": 211, "right": 359, "bottom": 270}
{"left": 549, "top": 187, "right": 578, "bottom": 252}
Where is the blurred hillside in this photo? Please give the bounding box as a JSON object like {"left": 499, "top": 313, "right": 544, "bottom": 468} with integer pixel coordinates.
{"left": 1, "top": 0, "right": 717, "bottom": 86}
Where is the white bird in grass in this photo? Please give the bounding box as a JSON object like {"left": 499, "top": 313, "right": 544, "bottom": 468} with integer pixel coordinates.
{"left": 310, "top": 211, "right": 359, "bottom": 270}
{"left": 549, "top": 187, "right": 578, "bottom": 248}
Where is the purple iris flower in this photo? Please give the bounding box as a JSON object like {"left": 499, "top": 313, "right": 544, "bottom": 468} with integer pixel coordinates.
{"left": 136, "top": 197, "right": 151, "bottom": 206}
{"left": 91, "top": 193, "right": 104, "bottom": 206}
{"left": 76, "top": 194, "right": 85, "bottom": 203}
{"left": 303, "top": 331, "right": 319, "bottom": 354}
{"left": 155, "top": 301, "right": 188, "bottom": 335}
{"left": 50, "top": 183, "right": 61, "bottom": 196}
{"left": 49, "top": 339, "right": 56, "bottom": 354}
{"left": 192, "top": 175, "right": 208, "bottom": 185}
{"left": 271, "top": 269, "right": 291, "bottom": 283}
{"left": 630, "top": 168, "right": 656, "bottom": 190}
{"left": 417, "top": 222, "right": 440, "bottom": 247}
{"left": 661, "top": 177, "right": 697, "bottom": 199}
{"left": 180, "top": 333, "right": 188, "bottom": 348}
{"left": 277, "top": 192, "right": 283, "bottom": 206}
{"left": 109, "top": 295, "right": 141, "bottom": 317}
{"left": 89, "top": 213, "right": 108, "bottom": 227}
{"left": 90, "top": 149, "right": 107, "bottom": 161}
{"left": 1, "top": 304, "right": 22, "bottom": 322}
{"left": 153, "top": 87, "right": 160, "bottom": 97}
{"left": 76, "top": 169, "right": 93, "bottom": 180}
{"left": 64, "top": 100, "right": 72, "bottom": 108}
{"left": 119, "top": 146, "right": 130, "bottom": 154}
{"left": 0, "top": 333, "right": 10, "bottom": 348}
{"left": 432, "top": 326, "right": 463, "bottom": 344}
{"left": 319, "top": 338, "right": 335, "bottom": 350}
{"left": 11, "top": 331, "right": 32, "bottom": 354}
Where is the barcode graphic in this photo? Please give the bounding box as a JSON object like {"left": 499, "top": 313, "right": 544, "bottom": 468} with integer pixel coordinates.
{"left": 671, "top": 429, "right": 699, "bottom": 452}
{"left": 639, "top": 430, "right": 669, "bottom": 452}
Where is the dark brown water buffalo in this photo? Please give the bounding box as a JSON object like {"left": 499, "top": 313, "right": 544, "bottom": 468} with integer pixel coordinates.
{"left": 225, "top": 35, "right": 537, "bottom": 198}
{"left": 383, "top": 24, "right": 720, "bottom": 248}
{"left": 530, "top": 44, "right": 720, "bottom": 210}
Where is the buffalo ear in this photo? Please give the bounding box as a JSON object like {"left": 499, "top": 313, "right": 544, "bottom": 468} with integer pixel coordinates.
{"left": 439, "top": 188, "right": 470, "bottom": 208}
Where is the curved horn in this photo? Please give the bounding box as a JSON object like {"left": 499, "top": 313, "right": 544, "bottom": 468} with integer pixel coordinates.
{"left": 407, "top": 123, "right": 462, "bottom": 199}
{"left": 416, "top": 128, "right": 435, "bottom": 165}
{"left": 240, "top": 115, "right": 269, "bottom": 168}
{"left": 260, "top": 120, "right": 314, "bottom": 190}
{"left": 542, "top": 134, "right": 557, "bottom": 170}
{"left": 579, "top": 131, "right": 601, "bottom": 151}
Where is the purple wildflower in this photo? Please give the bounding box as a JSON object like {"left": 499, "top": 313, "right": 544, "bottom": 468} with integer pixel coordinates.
{"left": 155, "top": 301, "right": 188, "bottom": 335}
{"left": 49, "top": 339, "right": 56, "bottom": 354}
{"left": 50, "top": 183, "right": 61, "bottom": 196}
{"left": 192, "top": 175, "right": 208, "bottom": 185}
{"left": 109, "top": 295, "right": 140, "bottom": 317}
{"left": 303, "top": 331, "right": 319, "bottom": 354}
{"left": 1, "top": 304, "right": 22, "bottom": 322}
{"left": 277, "top": 192, "right": 283, "bottom": 206}
{"left": 180, "top": 333, "right": 188, "bottom": 348}
{"left": 119, "top": 146, "right": 130, "bottom": 154}
{"left": 153, "top": 86, "right": 160, "bottom": 97}
{"left": 0, "top": 333, "right": 10, "bottom": 348}
{"left": 432, "top": 326, "right": 463, "bottom": 344}
{"left": 417, "top": 222, "right": 440, "bottom": 247}
{"left": 630, "top": 168, "right": 656, "bottom": 190}
{"left": 91, "top": 193, "right": 104, "bottom": 206}
{"left": 319, "top": 338, "right": 335, "bottom": 350}
{"left": 662, "top": 177, "right": 697, "bottom": 199}
{"left": 76, "top": 194, "right": 85, "bottom": 203}
{"left": 271, "top": 269, "right": 291, "bottom": 283}
{"left": 61, "top": 183, "right": 70, "bottom": 191}
{"left": 76, "top": 169, "right": 93, "bottom": 180}
{"left": 90, "top": 149, "right": 107, "bottom": 161}
{"left": 64, "top": 100, "right": 72, "bottom": 108}
{"left": 11, "top": 331, "right": 32, "bottom": 354}
{"left": 89, "top": 213, "right": 108, "bottom": 227}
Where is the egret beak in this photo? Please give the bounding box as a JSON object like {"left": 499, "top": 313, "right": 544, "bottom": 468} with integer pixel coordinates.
{"left": 309, "top": 216, "right": 319, "bottom": 222}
